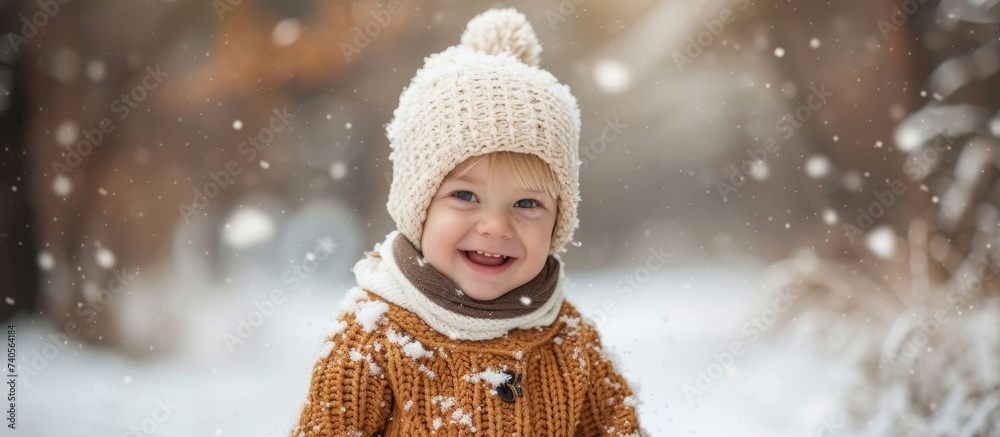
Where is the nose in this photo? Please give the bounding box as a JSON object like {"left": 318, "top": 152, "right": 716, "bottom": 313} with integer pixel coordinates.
{"left": 476, "top": 208, "right": 514, "bottom": 239}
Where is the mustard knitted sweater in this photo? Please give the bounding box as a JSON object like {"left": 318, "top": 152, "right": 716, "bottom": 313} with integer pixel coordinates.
{"left": 292, "top": 232, "right": 641, "bottom": 436}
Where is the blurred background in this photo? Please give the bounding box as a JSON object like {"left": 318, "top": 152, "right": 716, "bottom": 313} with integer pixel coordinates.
{"left": 1, "top": 0, "right": 999, "bottom": 435}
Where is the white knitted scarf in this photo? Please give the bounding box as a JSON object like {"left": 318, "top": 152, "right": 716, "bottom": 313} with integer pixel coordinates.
{"left": 352, "top": 230, "right": 566, "bottom": 341}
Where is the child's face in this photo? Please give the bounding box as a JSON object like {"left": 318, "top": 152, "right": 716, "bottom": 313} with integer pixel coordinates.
{"left": 421, "top": 155, "right": 557, "bottom": 301}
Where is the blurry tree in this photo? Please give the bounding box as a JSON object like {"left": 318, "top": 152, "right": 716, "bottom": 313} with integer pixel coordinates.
{"left": 0, "top": 0, "right": 424, "bottom": 356}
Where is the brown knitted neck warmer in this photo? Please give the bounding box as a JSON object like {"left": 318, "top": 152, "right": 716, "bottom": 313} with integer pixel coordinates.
{"left": 392, "top": 234, "right": 559, "bottom": 320}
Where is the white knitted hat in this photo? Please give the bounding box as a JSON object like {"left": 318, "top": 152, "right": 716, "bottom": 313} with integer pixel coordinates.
{"left": 386, "top": 8, "right": 582, "bottom": 255}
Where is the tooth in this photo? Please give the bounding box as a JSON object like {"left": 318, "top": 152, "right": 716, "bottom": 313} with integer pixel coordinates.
{"left": 476, "top": 250, "right": 484, "bottom": 254}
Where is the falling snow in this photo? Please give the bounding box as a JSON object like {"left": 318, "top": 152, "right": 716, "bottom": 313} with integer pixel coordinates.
{"left": 37, "top": 251, "right": 55, "bottom": 271}
{"left": 865, "top": 226, "right": 896, "bottom": 259}
{"left": 55, "top": 121, "right": 78, "bottom": 147}
{"left": 593, "top": 59, "right": 631, "bottom": 94}
{"left": 804, "top": 155, "right": 831, "bottom": 179}
{"left": 53, "top": 175, "right": 73, "bottom": 197}
{"left": 222, "top": 208, "right": 274, "bottom": 249}
{"left": 95, "top": 247, "right": 116, "bottom": 269}
{"left": 272, "top": 19, "right": 301, "bottom": 47}
{"left": 330, "top": 161, "right": 348, "bottom": 180}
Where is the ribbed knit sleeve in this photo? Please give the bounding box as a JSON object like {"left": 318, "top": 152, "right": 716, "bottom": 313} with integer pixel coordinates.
{"left": 292, "top": 311, "right": 393, "bottom": 436}
{"left": 577, "top": 323, "right": 643, "bottom": 437}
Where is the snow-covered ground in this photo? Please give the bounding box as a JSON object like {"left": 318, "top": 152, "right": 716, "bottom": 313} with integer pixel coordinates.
{"left": 11, "top": 261, "right": 856, "bottom": 436}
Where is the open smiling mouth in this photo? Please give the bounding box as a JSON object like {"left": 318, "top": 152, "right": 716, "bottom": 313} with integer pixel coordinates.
{"left": 461, "top": 250, "right": 515, "bottom": 271}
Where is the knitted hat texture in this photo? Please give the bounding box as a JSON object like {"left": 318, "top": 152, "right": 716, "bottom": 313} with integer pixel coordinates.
{"left": 385, "top": 8, "right": 582, "bottom": 255}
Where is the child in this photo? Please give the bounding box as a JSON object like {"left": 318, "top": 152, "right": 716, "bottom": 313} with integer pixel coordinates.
{"left": 292, "top": 8, "right": 642, "bottom": 436}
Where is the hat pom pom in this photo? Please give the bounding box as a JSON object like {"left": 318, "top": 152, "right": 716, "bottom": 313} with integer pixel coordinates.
{"left": 460, "top": 8, "right": 542, "bottom": 67}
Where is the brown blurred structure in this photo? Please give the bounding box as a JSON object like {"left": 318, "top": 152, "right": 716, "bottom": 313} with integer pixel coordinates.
{"left": 1, "top": 0, "right": 428, "bottom": 355}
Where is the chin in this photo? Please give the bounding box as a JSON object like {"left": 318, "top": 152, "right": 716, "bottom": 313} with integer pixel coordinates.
{"left": 462, "top": 285, "right": 507, "bottom": 301}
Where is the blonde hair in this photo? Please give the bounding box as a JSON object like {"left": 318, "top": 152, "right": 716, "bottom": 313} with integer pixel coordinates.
{"left": 446, "top": 152, "right": 561, "bottom": 203}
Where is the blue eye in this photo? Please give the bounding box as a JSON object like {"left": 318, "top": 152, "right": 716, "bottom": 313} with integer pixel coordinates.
{"left": 454, "top": 190, "right": 477, "bottom": 202}
{"left": 515, "top": 199, "right": 542, "bottom": 209}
